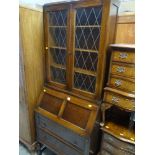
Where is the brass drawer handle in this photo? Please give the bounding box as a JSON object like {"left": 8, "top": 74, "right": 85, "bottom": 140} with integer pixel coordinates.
{"left": 114, "top": 80, "right": 122, "bottom": 87}
{"left": 111, "top": 96, "right": 119, "bottom": 103}
{"left": 116, "top": 67, "right": 125, "bottom": 73}
{"left": 119, "top": 53, "right": 128, "bottom": 59}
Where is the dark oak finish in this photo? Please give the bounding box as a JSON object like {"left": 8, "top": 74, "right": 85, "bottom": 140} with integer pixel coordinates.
{"left": 35, "top": 87, "right": 100, "bottom": 154}
{"left": 35, "top": 1, "right": 120, "bottom": 154}
{"left": 43, "top": 0, "right": 120, "bottom": 101}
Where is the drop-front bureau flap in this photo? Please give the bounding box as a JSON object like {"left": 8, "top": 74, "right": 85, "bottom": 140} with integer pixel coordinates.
{"left": 35, "top": 87, "right": 99, "bottom": 136}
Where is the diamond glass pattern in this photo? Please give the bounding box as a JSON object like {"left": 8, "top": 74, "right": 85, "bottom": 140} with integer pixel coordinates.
{"left": 49, "top": 10, "right": 67, "bottom": 26}
{"left": 48, "top": 9, "right": 67, "bottom": 85}
{"left": 76, "top": 6, "right": 102, "bottom": 26}
{"left": 51, "top": 67, "right": 66, "bottom": 84}
{"left": 75, "top": 27, "right": 100, "bottom": 50}
{"left": 74, "top": 6, "right": 102, "bottom": 93}
{"left": 50, "top": 48, "right": 66, "bottom": 66}
{"left": 75, "top": 51, "right": 98, "bottom": 71}
{"left": 74, "top": 72, "right": 96, "bottom": 93}
{"left": 49, "top": 27, "right": 66, "bottom": 47}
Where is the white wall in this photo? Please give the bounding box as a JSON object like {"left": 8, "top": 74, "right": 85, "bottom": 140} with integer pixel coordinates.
{"left": 19, "top": 0, "right": 135, "bottom": 14}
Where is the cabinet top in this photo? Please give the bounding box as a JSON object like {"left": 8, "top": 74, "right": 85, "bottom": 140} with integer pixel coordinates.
{"left": 43, "top": 0, "right": 120, "bottom": 8}
{"left": 110, "top": 44, "right": 135, "bottom": 50}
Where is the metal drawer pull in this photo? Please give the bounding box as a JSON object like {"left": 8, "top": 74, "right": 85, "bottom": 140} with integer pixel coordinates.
{"left": 119, "top": 53, "right": 128, "bottom": 59}
{"left": 112, "top": 96, "right": 119, "bottom": 103}
{"left": 114, "top": 80, "right": 122, "bottom": 87}
{"left": 100, "top": 122, "right": 104, "bottom": 127}
{"left": 116, "top": 67, "right": 125, "bottom": 73}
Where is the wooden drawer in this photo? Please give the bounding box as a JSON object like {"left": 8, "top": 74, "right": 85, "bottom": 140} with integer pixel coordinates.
{"left": 100, "top": 150, "right": 111, "bottom": 155}
{"left": 35, "top": 112, "right": 86, "bottom": 151}
{"left": 108, "top": 75, "right": 135, "bottom": 93}
{"left": 103, "top": 133, "right": 135, "bottom": 153}
{"left": 111, "top": 62, "right": 134, "bottom": 78}
{"left": 104, "top": 88, "right": 135, "bottom": 111}
{"left": 36, "top": 128, "right": 83, "bottom": 155}
{"left": 112, "top": 51, "right": 135, "bottom": 64}
{"left": 102, "top": 141, "right": 134, "bottom": 155}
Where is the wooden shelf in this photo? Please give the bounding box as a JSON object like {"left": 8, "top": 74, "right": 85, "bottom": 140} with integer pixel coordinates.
{"left": 76, "top": 25, "right": 101, "bottom": 28}
{"left": 75, "top": 48, "right": 98, "bottom": 53}
{"left": 48, "top": 26, "right": 67, "bottom": 28}
{"left": 110, "top": 44, "right": 135, "bottom": 49}
{"left": 74, "top": 67, "right": 96, "bottom": 76}
{"left": 49, "top": 46, "right": 66, "bottom": 50}
{"left": 104, "top": 87, "right": 135, "bottom": 98}
{"left": 51, "top": 63, "right": 66, "bottom": 70}
{"left": 102, "top": 121, "right": 135, "bottom": 144}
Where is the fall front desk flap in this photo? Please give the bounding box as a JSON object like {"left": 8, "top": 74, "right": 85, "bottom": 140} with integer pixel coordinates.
{"left": 35, "top": 87, "right": 99, "bottom": 136}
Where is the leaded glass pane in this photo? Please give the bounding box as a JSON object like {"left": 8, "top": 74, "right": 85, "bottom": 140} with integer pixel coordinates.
{"left": 75, "top": 51, "right": 98, "bottom": 71}
{"left": 74, "top": 6, "right": 102, "bottom": 93}
{"left": 51, "top": 67, "right": 66, "bottom": 84}
{"left": 48, "top": 9, "right": 67, "bottom": 85}
{"left": 75, "top": 27, "right": 100, "bottom": 50}
{"left": 49, "top": 27, "right": 66, "bottom": 47}
{"left": 50, "top": 48, "right": 66, "bottom": 66}
{"left": 74, "top": 72, "right": 96, "bottom": 93}
{"left": 76, "top": 6, "right": 102, "bottom": 26}
{"left": 49, "top": 10, "right": 67, "bottom": 26}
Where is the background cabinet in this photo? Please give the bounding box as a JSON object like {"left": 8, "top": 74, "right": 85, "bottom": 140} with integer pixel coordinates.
{"left": 19, "top": 6, "right": 44, "bottom": 150}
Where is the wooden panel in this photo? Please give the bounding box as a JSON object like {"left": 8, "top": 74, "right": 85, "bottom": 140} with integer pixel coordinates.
{"left": 36, "top": 113, "right": 86, "bottom": 151}
{"left": 19, "top": 25, "right": 32, "bottom": 144}
{"left": 111, "top": 62, "right": 135, "bottom": 78}
{"left": 107, "top": 75, "right": 135, "bottom": 93}
{"left": 19, "top": 6, "right": 44, "bottom": 145}
{"left": 104, "top": 88, "right": 135, "bottom": 111}
{"left": 115, "top": 14, "right": 135, "bottom": 44}
{"left": 112, "top": 50, "right": 135, "bottom": 64}
{"left": 103, "top": 133, "right": 135, "bottom": 153}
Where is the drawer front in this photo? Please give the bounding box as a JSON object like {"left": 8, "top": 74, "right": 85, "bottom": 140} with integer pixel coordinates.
{"left": 35, "top": 113, "right": 86, "bottom": 150}
{"left": 108, "top": 76, "right": 135, "bottom": 93}
{"left": 112, "top": 51, "right": 135, "bottom": 64}
{"left": 111, "top": 63, "right": 134, "bottom": 78}
{"left": 100, "top": 150, "right": 111, "bottom": 155}
{"left": 37, "top": 128, "right": 82, "bottom": 155}
{"left": 102, "top": 141, "right": 134, "bottom": 155}
{"left": 104, "top": 91, "right": 135, "bottom": 111}
{"left": 104, "top": 133, "right": 135, "bottom": 153}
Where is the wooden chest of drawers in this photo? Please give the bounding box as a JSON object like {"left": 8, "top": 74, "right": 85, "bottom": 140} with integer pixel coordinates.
{"left": 99, "top": 44, "right": 135, "bottom": 155}
{"left": 100, "top": 133, "right": 135, "bottom": 155}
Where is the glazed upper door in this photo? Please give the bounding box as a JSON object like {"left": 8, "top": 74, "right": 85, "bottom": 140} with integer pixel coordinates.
{"left": 44, "top": 5, "right": 70, "bottom": 89}
{"left": 44, "top": 1, "right": 105, "bottom": 100}
{"left": 71, "top": 3, "right": 103, "bottom": 99}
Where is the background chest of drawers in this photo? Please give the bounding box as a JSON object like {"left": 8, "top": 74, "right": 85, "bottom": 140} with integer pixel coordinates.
{"left": 99, "top": 44, "right": 135, "bottom": 155}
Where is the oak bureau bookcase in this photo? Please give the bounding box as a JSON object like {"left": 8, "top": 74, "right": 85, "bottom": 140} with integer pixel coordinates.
{"left": 35, "top": 0, "right": 120, "bottom": 155}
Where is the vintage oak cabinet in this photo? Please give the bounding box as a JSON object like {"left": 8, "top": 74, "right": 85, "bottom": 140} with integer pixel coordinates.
{"left": 43, "top": 0, "right": 120, "bottom": 101}
{"left": 99, "top": 44, "right": 135, "bottom": 155}
{"left": 35, "top": 0, "right": 120, "bottom": 155}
